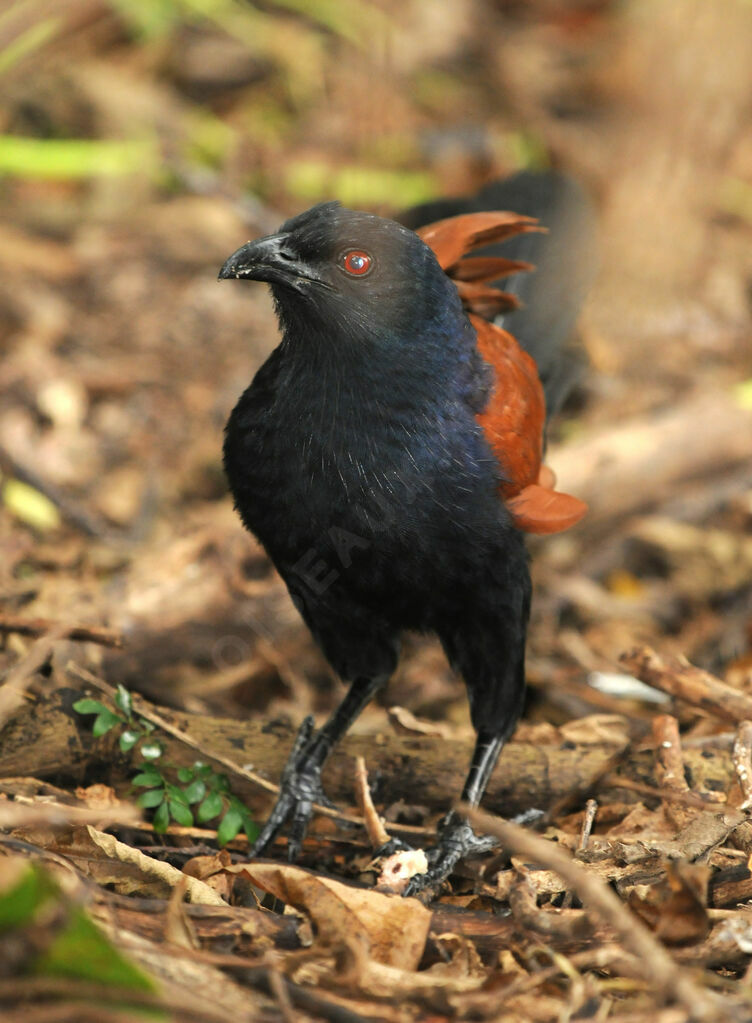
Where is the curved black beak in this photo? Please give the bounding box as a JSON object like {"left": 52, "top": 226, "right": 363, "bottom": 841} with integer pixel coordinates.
{"left": 218, "top": 233, "right": 326, "bottom": 292}
{"left": 218, "top": 233, "right": 288, "bottom": 281}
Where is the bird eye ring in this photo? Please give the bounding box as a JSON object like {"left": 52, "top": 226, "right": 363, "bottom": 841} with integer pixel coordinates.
{"left": 341, "top": 249, "right": 373, "bottom": 277}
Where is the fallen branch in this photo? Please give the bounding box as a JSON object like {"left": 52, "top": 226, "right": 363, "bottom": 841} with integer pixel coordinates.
{"left": 0, "top": 799, "right": 140, "bottom": 829}
{"left": 620, "top": 646, "right": 752, "bottom": 724}
{"left": 0, "top": 614, "right": 124, "bottom": 649}
{"left": 550, "top": 390, "right": 752, "bottom": 530}
{"left": 0, "top": 686, "right": 735, "bottom": 823}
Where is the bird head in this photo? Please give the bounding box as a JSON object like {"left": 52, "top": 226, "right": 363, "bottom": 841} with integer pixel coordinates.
{"left": 218, "top": 202, "right": 462, "bottom": 342}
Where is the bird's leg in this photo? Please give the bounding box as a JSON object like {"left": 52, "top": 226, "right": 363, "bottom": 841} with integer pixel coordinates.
{"left": 402, "top": 731, "right": 505, "bottom": 898}
{"left": 250, "top": 674, "right": 388, "bottom": 860}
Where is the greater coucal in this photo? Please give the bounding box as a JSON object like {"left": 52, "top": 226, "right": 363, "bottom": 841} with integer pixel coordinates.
{"left": 219, "top": 171, "right": 594, "bottom": 895}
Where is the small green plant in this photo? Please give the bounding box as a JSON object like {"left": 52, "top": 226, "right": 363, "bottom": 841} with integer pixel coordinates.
{"left": 73, "top": 684, "right": 162, "bottom": 756}
{"left": 74, "top": 686, "right": 258, "bottom": 845}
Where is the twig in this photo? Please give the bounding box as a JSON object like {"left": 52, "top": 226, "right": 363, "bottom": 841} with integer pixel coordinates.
{"left": 500, "top": 945, "right": 635, "bottom": 1000}
{"left": 353, "top": 755, "right": 390, "bottom": 850}
{"left": 577, "top": 799, "right": 598, "bottom": 854}
{"left": 561, "top": 797, "right": 599, "bottom": 906}
{"left": 653, "top": 715, "right": 688, "bottom": 793}
{"left": 0, "top": 627, "right": 66, "bottom": 729}
{"left": 0, "top": 613, "right": 123, "bottom": 648}
{"left": 620, "top": 646, "right": 752, "bottom": 724}
{"left": 463, "top": 804, "right": 725, "bottom": 1021}
{"left": 0, "top": 799, "right": 140, "bottom": 829}
{"left": 732, "top": 721, "right": 752, "bottom": 810}
{"left": 652, "top": 714, "right": 694, "bottom": 830}
{"left": 601, "top": 774, "right": 722, "bottom": 808}
{"left": 266, "top": 966, "right": 297, "bottom": 1023}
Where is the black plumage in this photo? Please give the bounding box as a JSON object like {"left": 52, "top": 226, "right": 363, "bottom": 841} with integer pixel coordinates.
{"left": 219, "top": 172, "right": 594, "bottom": 894}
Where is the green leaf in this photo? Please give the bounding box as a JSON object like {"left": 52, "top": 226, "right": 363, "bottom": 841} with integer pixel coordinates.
{"left": 165, "top": 784, "right": 189, "bottom": 806}
{"left": 72, "top": 698, "right": 109, "bottom": 716}
{"left": 136, "top": 789, "right": 165, "bottom": 810}
{"left": 183, "top": 779, "right": 206, "bottom": 805}
{"left": 132, "top": 771, "right": 163, "bottom": 788}
{"left": 138, "top": 718, "right": 156, "bottom": 733}
{"left": 243, "top": 818, "right": 260, "bottom": 843}
{"left": 119, "top": 729, "right": 139, "bottom": 752}
{"left": 176, "top": 767, "right": 194, "bottom": 784}
{"left": 114, "top": 684, "right": 133, "bottom": 718}
{"left": 197, "top": 791, "right": 223, "bottom": 823}
{"left": 213, "top": 773, "right": 230, "bottom": 793}
{"left": 35, "top": 906, "right": 156, "bottom": 993}
{"left": 92, "top": 710, "right": 124, "bottom": 737}
{"left": 153, "top": 801, "right": 170, "bottom": 833}
{"left": 168, "top": 801, "right": 194, "bottom": 827}
{"left": 217, "top": 807, "right": 243, "bottom": 846}
{"left": 140, "top": 741, "right": 163, "bottom": 760}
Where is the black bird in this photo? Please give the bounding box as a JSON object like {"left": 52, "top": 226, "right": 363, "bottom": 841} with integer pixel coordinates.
{"left": 219, "top": 171, "right": 594, "bottom": 895}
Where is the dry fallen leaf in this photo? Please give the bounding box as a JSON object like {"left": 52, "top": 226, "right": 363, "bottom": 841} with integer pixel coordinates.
{"left": 75, "top": 784, "right": 121, "bottom": 809}
{"left": 628, "top": 861, "right": 711, "bottom": 946}
{"left": 229, "top": 861, "right": 430, "bottom": 969}
{"left": 86, "top": 826, "right": 228, "bottom": 905}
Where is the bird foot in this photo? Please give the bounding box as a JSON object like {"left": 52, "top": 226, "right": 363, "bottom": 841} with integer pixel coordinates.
{"left": 374, "top": 836, "right": 413, "bottom": 859}
{"left": 249, "top": 716, "right": 336, "bottom": 861}
{"left": 402, "top": 810, "right": 498, "bottom": 900}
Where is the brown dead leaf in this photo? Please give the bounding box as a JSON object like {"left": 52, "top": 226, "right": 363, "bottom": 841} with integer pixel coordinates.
{"left": 230, "top": 862, "right": 430, "bottom": 969}
{"left": 75, "top": 784, "right": 121, "bottom": 809}
{"left": 165, "top": 874, "right": 199, "bottom": 950}
{"left": 182, "top": 849, "right": 234, "bottom": 900}
{"left": 183, "top": 849, "right": 232, "bottom": 880}
{"left": 428, "top": 932, "right": 486, "bottom": 980}
{"left": 607, "top": 803, "right": 676, "bottom": 840}
{"left": 85, "top": 826, "right": 227, "bottom": 905}
{"left": 628, "top": 861, "right": 710, "bottom": 946}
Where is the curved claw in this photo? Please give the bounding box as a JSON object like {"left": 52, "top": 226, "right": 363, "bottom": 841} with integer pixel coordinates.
{"left": 249, "top": 717, "right": 336, "bottom": 860}
{"left": 374, "top": 836, "right": 414, "bottom": 859}
{"left": 402, "top": 811, "right": 499, "bottom": 898}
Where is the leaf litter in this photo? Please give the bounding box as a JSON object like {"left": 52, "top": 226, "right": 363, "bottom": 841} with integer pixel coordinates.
{"left": 2, "top": 1, "right": 752, "bottom": 1020}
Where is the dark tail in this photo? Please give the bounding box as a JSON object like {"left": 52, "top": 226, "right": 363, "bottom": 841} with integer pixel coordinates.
{"left": 400, "top": 170, "right": 598, "bottom": 422}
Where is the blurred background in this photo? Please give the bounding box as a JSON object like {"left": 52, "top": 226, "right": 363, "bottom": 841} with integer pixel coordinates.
{"left": 1, "top": 0, "right": 751, "bottom": 737}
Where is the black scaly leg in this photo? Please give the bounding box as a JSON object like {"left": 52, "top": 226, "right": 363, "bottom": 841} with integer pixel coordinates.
{"left": 401, "top": 731, "right": 506, "bottom": 897}
{"left": 250, "top": 673, "right": 389, "bottom": 860}
{"left": 402, "top": 545, "right": 531, "bottom": 898}
{"left": 460, "top": 731, "right": 507, "bottom": 807}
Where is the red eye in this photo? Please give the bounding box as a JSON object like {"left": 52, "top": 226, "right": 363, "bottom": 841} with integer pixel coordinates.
{"left": 342, "top": 250, "right": 373, "bottom": 277}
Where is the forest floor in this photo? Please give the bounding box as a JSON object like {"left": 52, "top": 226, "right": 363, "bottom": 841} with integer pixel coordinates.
{"left": 2, "top": 2, "right": 752, "bottom": 1020}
